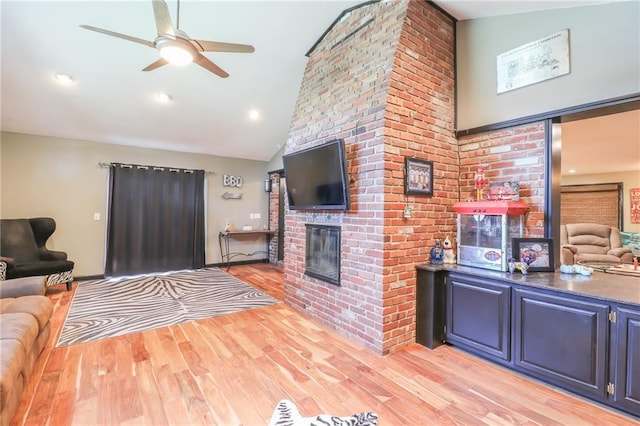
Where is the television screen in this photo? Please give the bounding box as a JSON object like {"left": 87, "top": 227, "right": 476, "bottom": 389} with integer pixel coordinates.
{"left": 282, "top": 139, "right": 350, "bottom": 211}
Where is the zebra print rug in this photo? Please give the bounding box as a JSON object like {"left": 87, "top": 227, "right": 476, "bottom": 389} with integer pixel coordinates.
{"left": 56, "top": 268, "right": 278, "bottom": 347}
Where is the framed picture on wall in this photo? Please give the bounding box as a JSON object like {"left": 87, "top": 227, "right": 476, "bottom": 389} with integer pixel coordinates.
{"left": 405, "top": 157, "right": 433, "bottom": 196}
{"left": 512, "top": 238, "right": 555, "bottom": 272}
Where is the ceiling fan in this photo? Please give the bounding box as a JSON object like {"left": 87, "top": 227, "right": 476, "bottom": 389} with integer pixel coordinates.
{"left": 80, "top": 0, "right": 254, "bottom": 78}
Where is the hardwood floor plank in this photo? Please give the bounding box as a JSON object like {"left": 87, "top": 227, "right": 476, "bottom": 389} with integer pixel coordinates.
{"left": 194, "top": 372, "right": 242, "bottom": 426}
{"left": 25, "top": 371, "right": 59, "bottom": 422}
{"left": 8, "top": 264, "right": 637, "bottom": 425}
{"left": 70, "top": 397, "right": 98, "bottom": 425}
{"left": 47, "top": 390, "right": 77, "bottom": 426}
{"left": 207, "top": 357, "right": 266, "bottom": 425}
{"left": 177, "top": 340, "right": 209, "bottom": 376}
{"left": 153, "top": 364, "right": 192, "bottom": 425}
{"left": 174, "top": 370, "right": 215, "bottom": 424}
{"left": 127, "top": 332, "right": 151, "bottom": 363}
{"left": 76, "top": 342, "right": 100, "bottom": 402}
{"left": 134, "top": 360, "right": 170, "bottom": 426}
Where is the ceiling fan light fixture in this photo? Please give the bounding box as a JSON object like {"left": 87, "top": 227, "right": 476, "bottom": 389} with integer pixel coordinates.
{"left": 159, "top": 44, "right": 193, "bottom": 66}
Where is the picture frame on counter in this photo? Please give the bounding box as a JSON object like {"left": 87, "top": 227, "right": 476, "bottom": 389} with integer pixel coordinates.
{"left": 512, "top": 238, "right": 555, "bottom": 272}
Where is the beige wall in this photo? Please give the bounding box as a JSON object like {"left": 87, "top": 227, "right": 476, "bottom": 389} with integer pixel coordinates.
{"left": 456, "top": 1, "right": 640, "bottom": 130}
{"left": 1, "top": 132, "right": 270, "bottom": 277}
{"left": 267, "top": 143, "right": 285, "bottom": 173}
{"left": 562, "top": 170, "right": 640, "bottom": 233}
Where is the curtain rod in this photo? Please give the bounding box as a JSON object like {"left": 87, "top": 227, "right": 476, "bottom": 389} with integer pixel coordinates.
{"left": 98, "top": 162, "right": 215, "bottom": 175}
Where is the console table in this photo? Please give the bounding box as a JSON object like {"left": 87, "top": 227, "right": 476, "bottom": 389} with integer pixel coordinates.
{"left": 218, "top": 230, "right": 275, "bottom": 269}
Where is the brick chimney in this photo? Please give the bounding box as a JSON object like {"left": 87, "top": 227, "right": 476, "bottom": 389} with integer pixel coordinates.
{"left": 284, "top": 0, "right": 457, "bottom": 354}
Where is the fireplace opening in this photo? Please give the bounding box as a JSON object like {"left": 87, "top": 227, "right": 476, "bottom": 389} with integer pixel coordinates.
{"left": 305, "top": 224, "right": 340, "bottom": 286}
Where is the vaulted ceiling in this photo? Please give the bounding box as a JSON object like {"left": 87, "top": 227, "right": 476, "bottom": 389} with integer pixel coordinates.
{"left": 1, "top": 0, "right": 636, "bottom": 171}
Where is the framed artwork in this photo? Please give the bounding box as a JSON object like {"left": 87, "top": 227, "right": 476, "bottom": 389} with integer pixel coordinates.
{"left": 405, "top": 157, "right": 433, "bottom": 196}
{"left": 512, "top": 238, "right": 555, "bottom": 272}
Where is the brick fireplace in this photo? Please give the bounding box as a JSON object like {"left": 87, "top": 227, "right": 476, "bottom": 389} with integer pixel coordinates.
{"left": 283, "top": 0, "right": 457, "bottom": 354}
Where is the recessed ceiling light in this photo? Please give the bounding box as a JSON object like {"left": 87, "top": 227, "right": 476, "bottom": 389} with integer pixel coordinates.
{"left": 155, "top": 93, "right": 173, "bottom": 104}
{"left": 568, "top": 169, "right": 577, "bottom": 174}
{"left": 249, "top": 109, "right": 260, "bottom": 121}
{"left": 54, "top": 73, "right": 75, "bottom": 85}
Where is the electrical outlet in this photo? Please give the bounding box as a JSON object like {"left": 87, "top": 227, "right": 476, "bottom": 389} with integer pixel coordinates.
{"left": 254, "top": 213, "right": 261, "bottom": 219}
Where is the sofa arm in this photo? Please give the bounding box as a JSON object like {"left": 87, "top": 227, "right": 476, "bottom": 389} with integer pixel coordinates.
{"left": 608, "top": 247, "right": 632, "bottom": 257}
{"left": 0, "top": 256, "right": 16, "bottom": 268}
{"left": 561, "top": 245, "right": 577, "bottom": 265}
{"left": 0, "top": 276, "right": 46, "bottom": 298}
{"left": 38, "top": 249, "right": 68, "bottom": 261}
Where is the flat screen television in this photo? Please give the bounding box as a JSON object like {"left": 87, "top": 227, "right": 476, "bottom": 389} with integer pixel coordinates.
{"left": 282, "top": 139, "right": 350, "bottom": 211}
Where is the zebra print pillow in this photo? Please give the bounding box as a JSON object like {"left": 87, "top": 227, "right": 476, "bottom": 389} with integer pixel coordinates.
{"left": 268, "top": 399, "right": 378, "bottom": 426}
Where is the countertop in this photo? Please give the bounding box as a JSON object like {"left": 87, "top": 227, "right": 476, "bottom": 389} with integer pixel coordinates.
{"left": 416, "top": 263, "right": 640, "bottom": 307}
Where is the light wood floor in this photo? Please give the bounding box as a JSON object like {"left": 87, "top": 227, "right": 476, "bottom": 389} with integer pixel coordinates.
{"left": 10, "top": 263, "right": 639, "bottom": 425}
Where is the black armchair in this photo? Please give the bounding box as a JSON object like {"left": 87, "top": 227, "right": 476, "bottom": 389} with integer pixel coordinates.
{"left": 0, "top": 217, "right": 74, "bottom": 290}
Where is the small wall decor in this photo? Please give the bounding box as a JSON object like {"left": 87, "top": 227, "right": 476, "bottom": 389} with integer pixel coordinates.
{"left": 405, "top": 157, "right": 433, "bottom": 196}
{"left": 512, "top": 238, "right": 555, "bottom": 272}
{"left": 631, "top": 187, "right": 640, "bottom": 224}
{"left": 497, "top": 29, "right": 570, "bottom": 94}
{"left": 223, "top": 174, "right": 243, "bottom": 188}
{"left": 222, "top": 191, "right": 242, "bottom": 200}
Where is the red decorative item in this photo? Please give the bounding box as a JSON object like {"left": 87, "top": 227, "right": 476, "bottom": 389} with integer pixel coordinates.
{"left": 474, "top": 166, "right": 486, "bottom": 200}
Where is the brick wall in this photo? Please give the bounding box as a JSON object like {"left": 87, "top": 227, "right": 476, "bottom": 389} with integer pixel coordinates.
{"left": 382, "top": 0, "right": 457, "bottom": 352}
{"left": 457, "top": 122, "right": 547, "bottom": 236}
{"left": 283, "top": 0, "right": 455, "bottom": 354}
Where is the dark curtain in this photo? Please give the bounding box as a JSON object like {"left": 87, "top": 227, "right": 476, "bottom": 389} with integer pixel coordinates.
{"left": 105, "top": 163, "right": 205, "bottom": 277}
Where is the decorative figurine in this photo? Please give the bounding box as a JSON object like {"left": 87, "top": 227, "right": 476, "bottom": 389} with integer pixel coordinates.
{"left": 430, "top": 239, "right": 444, "bottom": 265}
{"left": 474, "top": 166, "right": 486, "bottom": 200}
{"left": 443, "top": 236, "right": 456, "bottom": 264}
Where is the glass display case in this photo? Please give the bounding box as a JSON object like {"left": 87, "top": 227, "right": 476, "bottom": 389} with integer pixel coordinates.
{"left": 453, "top": 201, "right": 529, "bottom": 271}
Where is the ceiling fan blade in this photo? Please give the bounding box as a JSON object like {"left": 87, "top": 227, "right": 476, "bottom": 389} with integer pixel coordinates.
{"left": 194, "top": 54, "right": 229, "bottom": 78}
{"left": 194, "top": 40, "right": 255, "bottom": 53}
{"left": 80, "top": 25, "right": 155, "bottom": 48}
{"left": 152, "top": 0, "right": 175, "bottom": 37}
{"left": 142, "top": 58, "right": 168, "bottom": 71}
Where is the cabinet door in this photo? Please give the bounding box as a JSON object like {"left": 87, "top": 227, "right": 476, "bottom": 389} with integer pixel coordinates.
{"left": 513, "top": 289, "right": 608, "bottom": 400}
{"left": 446, "top": 274, "right": 511, "bottom": 362}
{"left": 613, "top": 307, "right": 640, "bottom": 416}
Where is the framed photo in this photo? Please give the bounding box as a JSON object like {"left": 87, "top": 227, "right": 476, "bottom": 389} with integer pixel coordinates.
{"left": 512, "top": 238, "right": 555, "bottom": 272}
{"left": 405, "top": 157, "right": 433, "bottom": 196}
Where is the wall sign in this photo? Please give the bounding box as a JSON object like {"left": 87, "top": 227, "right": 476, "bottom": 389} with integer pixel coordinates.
{"left": 223, "top": 174, "right": 243, "bottom": 188}
{"left": 631, "top": 188, "right": 640, "bottom": 224}
{"left": 497, "top": 29, "right": 570, "bottom": 94}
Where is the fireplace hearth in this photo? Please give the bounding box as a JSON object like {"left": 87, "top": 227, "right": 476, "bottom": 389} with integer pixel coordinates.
{"left": 305, "top": 224, "right": 340, "bottom": 285}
